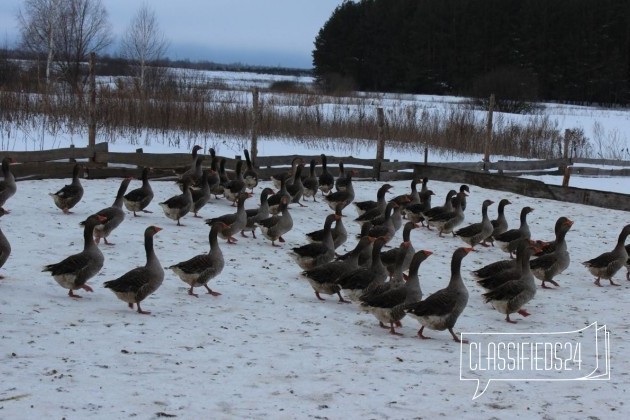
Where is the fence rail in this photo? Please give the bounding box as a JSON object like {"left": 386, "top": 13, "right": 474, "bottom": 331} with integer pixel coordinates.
{"left": 2, "top": 142, "right": 628, "bottom": 211}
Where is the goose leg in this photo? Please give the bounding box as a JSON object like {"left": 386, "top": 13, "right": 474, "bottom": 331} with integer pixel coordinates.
{"left": 449, "top": 328, "right": 468, "bottom": 343}
{"left": 336, "top": 292, "right": 350, "bottom": 303}
{"left": 505, "top": 314, "right": 517, "bottom": 323}
{"left": 136, "top": 302, "right": 151, "bottom": 315}
{"left": 390, "top": 323, "right": 403, "bottom": 336}
{"left": 417, "top": 326, "right": 431, "bottom": 339}
{"left": 204, "top": 285, "right": 221, "bottom": 296}
{"left": 68, "top": 290, "right": 82, "bottom": 298}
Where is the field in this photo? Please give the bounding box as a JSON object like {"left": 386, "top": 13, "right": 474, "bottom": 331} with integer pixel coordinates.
{"left": 1, "top": 70, "right": 629, "bottom": 419}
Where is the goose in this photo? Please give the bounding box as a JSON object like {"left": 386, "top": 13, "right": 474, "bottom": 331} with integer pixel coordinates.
{"left": 242, "top": 149, "right": 258, "bottom": 192}
{"left": 494, "top": 206, "right": 534, "bottom": 258}
{"left": 159, "top": 179, "right": 193, "bottom": 226}
{"left": 423, "top": 189, "right": 457, "bottom": 229}
{"left": 170, "top": 222, "right": 227, "bottom": 297}
{"left": 360, "top": 240, "right": 411, "bottom": 302}
{"left": 49, "top": 163, "right": 84, "bottom": 214}
{"left": 354, "top": 183, "right": 393, "bottom": 217}
{"left": 582, "top": 224, "right": 630, "bottom": 286}
{"left": 241, "top": 187, "right": 274, "bottom": 239}
{"left": 335, "top": 161, "right": 347, "bottom": 191}
{"left": 256, "top": 196, "right": 293, "bottom": 246}
{"left": 176, "top": 145, "right": 203, "bottom": 190}
{"left": 483, "top": 243, "right": 537, "bottom": 323}
{"left": 301, "top": 236, "right": 374, "bottom": 302}
{"left": 404, "top": 247, "right": 472, "bottom": 342}
{"left": 336, "top": 237, "right": 389, "bottom": 301}
{"left": 217, "top": 158, "right": 230, "bottom": 190}
{"left": 0, "top": 208, "right": 11, "bottom": 278}
{"left": 367, "top": 202, "right": 398, "bottom": 244}
{"left": 305, "top": 203, "right": 347, "bottom": 249}
{"left": 454, "top": 199, "right": 494, "bottom": 247}
{"left": 290, "top": 213, "right": 339, "bottom": 270}
{"left": 104, "top": 226, "right": 164, "bottom": 314}
{"left": 123, "top": 167, "right": 154, "bottom": 217}
{"left": 42, "top": 214, "right": 107, "bottom": 298}
{"left": 458, "top": 184, "right": 470, "bottom": 211}
{"left": 318, "top": 154, "right": 334, "bottom": 195}
{"left": 360, "top": 249, "right": 432, "bottom": 335}
{"left": 94, "top": 177, "right": 132, "bottom": 244}
{"left": 391, "top": 179, "right": 421, "bottom": 215}
{"left": 530, "top": 217, "right": 573, "bottom": 288}
{"left": 271, "top": 157, "right": 302, "bottom": 189}
{"left": 405, "top": 189, "right": 435, "bottom": 226}
{"left": 302, "top": 159, "right": 319, "bottom": 202}
{"left": 191, "top": 170, "right": 212, "bottom": 217}
{"left": 337, "top": 222, "right": 374, "bottom": 268}
{"left": 223, "top": 159, "right": 246, "bottom": 204}
{"left": 476, "top": 239, "right": 536, "bottom": 291}
{"left": 482, "top": 198, "right": 511, "bottom": 246}
{"left": 427, "top": 193, "right": 465, "bottom": 237}
{"left": 208, "top": 150, "right": 224, "bottom": 198}
{"left": 267, "top": 175, "right": 291, "bottom": 215}
{"left": 324, "top": 170, "right": 355, "bottom": 211}
{"left": 286, "top": 163, "right": 307, "bottom": 207}
{"left": 390, "top": 197, "right": 407, "bottom": 233}
{"left": 204, "top": 192, "right": 251, "bottom": 244}
{"left": 0, "top": 157, "right": 17, "bottom": 208}
{"left": 380, "top": 221, "right": 419, "bottom": 278}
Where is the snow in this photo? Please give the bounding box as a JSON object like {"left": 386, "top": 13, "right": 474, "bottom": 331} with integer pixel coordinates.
{"left": 1, "top": 153, "right": 629, "bottom": 418}
{"left": 1, "top": 75, "right": 629, "bottom": 417}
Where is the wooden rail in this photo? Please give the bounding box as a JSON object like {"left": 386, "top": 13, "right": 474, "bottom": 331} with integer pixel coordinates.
{"left": 413, "top": 164, "right": 630, "bottom": 212}
{"left": 2, "top": 142, "right": 628, "bottom": 212}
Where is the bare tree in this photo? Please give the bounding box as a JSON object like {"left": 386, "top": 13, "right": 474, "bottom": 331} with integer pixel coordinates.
{"left": 120, "top": 2, "right": 169, "bottom": 91}
{"left": 55, "top": 0, "right": 112, "bottom": 91}
{"left": 17, "top": 0, "right": 112, "bottom": 91}
{"left": 17, "top": 0, "right": 63, "bottom": 85}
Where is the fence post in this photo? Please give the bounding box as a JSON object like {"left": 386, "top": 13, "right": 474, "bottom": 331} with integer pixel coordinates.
{"left": 88, "top": 52, "right": 96, "bottom": 157}
{"left": 250, "top": 88, "right": 260, "bottom": 165}
{"left": 424, "top": 147, "right": 428, "bottom": 165}
{"left": 136, "top": 148, "right": 143, "bottom": 169}
{"left": 374, "top": 107, "right": 385, "bottom": 181}
{"left": 483, "top": 94, "right": 495, "bottom": 170}
{"left": 562, "top": 165, "right": 572, "bottom": 187}
{"left": 376, "top": 107, "right": 385, "bottom": 160}
{"left": 559, "top": 129, "right": 571, "bottom": 174}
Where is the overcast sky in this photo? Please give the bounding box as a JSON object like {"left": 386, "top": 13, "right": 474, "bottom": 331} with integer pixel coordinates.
{"left": 0, "top": 0, "right": 346, "bottom": 68}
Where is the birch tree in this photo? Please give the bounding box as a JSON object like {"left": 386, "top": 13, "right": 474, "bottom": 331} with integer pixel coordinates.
{"left": 120, "top": 2, "right": 169, "bottom": 91}
{"left": 17, "top": 0, "right": 62, "bottom": 85}
{"left": 17, "top": 0, "right": 112, "bottom": 91}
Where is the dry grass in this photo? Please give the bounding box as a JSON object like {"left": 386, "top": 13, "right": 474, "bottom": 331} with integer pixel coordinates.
{"left": 0, "top": 72, "right": 594, "bottom": 159}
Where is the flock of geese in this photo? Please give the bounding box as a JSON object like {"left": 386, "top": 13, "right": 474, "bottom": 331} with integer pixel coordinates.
{"left": 1, "top": 148, "right": 629, "bottom": 339}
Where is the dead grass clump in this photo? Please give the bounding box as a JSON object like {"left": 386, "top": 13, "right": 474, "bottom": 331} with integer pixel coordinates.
{"left": 0, "top": 70, "right": 572, "bottom": 160}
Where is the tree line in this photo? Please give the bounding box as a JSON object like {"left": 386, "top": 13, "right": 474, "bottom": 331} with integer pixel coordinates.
{"left": 312, "top": 0, "right": 630, "bottom": 106}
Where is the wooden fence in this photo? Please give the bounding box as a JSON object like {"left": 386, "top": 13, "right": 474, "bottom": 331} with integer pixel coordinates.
{"left": 3, "top": 142, "right": 628, "bottom": 211}
{"left": 413, "top": 163, "right": 630, "bottom": 212}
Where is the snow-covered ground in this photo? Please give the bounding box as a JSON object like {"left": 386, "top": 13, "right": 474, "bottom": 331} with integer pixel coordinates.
{"left": 1, "top": 73, "right": 629, "bottom": 417}
{"left": 0, "top": 156, "right": 628, "bottom": 418}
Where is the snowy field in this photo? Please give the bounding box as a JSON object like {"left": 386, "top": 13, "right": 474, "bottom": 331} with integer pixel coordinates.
{"left": 0, "top": 157, "right": 628, "bottom": 419}
{"left": 1, "top": 72, "right": 629, "bottom": 418}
